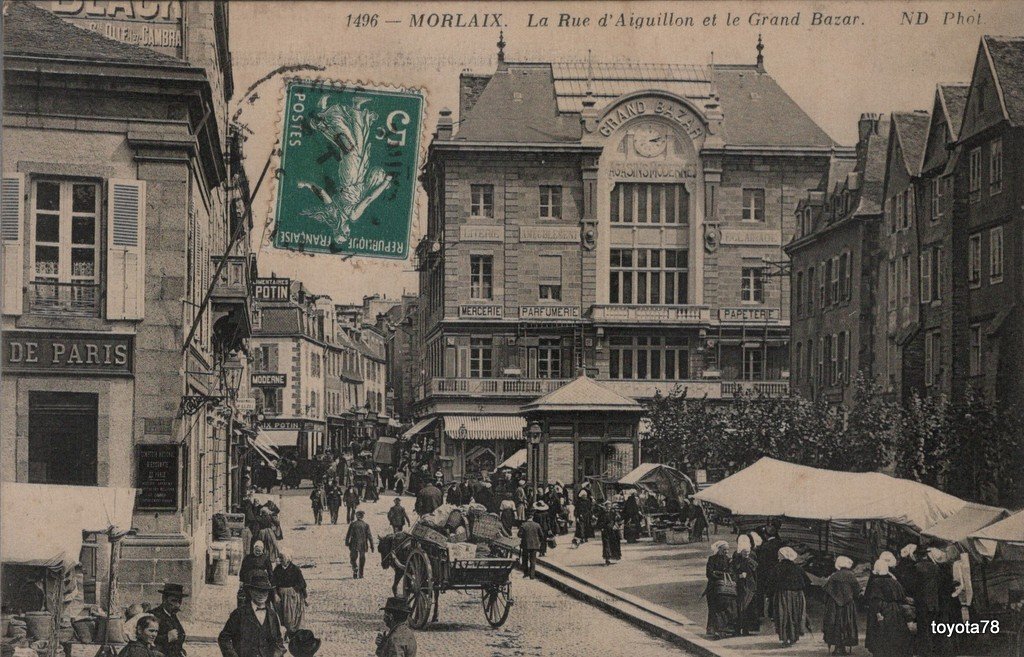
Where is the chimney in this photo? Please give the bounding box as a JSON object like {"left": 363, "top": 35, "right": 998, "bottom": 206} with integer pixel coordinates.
{"left": 435, "top": 108, "right": 453, "bottom": 140}
{"left": 858, "top": 113, "right": 881, "bottom": 143}
{"left": 755, "top": 34, "right": 765, "bottom": 72}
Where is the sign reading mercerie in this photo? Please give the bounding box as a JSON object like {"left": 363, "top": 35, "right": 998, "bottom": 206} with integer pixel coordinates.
{"left": 274, "top": 81, "right": 423, "bottom": 259}
{"left": 41, "top": 1, "right": 183, "bottom": 58}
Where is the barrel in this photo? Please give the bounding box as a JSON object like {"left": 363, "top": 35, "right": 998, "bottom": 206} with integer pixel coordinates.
{"left": 103, "top": 615, "right": 124, "bottom": 644}
{"left": 211, "top": 553, "right": 228, "bottom": 586}
{"left": 227, "top": 546, "right": 242, "bottom": 575}
{"left": 23, "top": 612, "right": 52, "bottom": 642}
{"left": 71, "top": 618, "right": 96, "bottom": 643}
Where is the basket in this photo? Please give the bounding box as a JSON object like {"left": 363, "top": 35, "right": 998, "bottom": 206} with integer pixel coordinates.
{"left": 470, "top": 514, "right": 503, "bottom": 542}
{"left": 445, "top": 509, "right": 465, "bottom": 530}
{"left": 411, "top": 523, "right": 448, "bottom": 546}
{"left": 448, "top": 542, "right": 477, "bottom": 561}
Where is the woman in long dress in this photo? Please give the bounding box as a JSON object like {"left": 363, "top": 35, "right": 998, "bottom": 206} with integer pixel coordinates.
{"left": 731, "top": 535, "right": 760, "bottom": 635}
{"left": 705, "top": 540, "right": 736, "bottom": 639}
{"left": 864, "top": 557, "right": 912, "bottom": 657}
{"left": 254, "top": 506, "right": 280, "bottom": 561}
{"left": 823, "top": 556, "right": 861, "bottom": 655}
{"left": 273, "top": 551, "right": 307, "bottom": 638}
{"left": 773, "top": 546, "right": 809, "bottom": 646}
{"left": 599, "top": 501, "right": 622, "bottom": 565}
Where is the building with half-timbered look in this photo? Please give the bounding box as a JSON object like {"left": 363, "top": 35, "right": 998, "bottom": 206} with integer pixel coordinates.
{"left": 1, "top": 1, "right": 247, "bottom": 605}
{"left": 410, "top": 36, "right": 847, "bottom": 483}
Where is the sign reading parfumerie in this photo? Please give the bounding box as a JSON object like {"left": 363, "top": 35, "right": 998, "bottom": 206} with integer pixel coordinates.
{"left": 274, "top": 81, "right": 423, "bottom": 259}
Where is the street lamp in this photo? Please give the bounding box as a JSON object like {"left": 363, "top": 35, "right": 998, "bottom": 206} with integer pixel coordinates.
{"left": 222, "top": 351, "right": 244, "bottom": 400}
{"left": 526, "top": 421, "right": 543, "bottom": 486}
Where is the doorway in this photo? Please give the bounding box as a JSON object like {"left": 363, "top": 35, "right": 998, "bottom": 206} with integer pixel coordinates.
{"left": 28, "top": 391, "right": 99, "bottom": 485}
{"left": 578, "top": 441, "right": 605, "bottom": 481}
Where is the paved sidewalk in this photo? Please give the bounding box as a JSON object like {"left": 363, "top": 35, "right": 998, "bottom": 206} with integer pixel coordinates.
{"left": 541, "top": 530, "right": 846, "bottom": 657}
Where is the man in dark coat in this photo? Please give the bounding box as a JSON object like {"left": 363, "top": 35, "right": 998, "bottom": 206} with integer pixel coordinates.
{"left": 345, "top": 510, "right": 375, "bottom": 579}
{"left": 375, "top": 597, "right": 417, "bottom": 657}
{"left": 218, "top": 572, "right": 285, "bottom": 657}
{"left": 414, "top": 481, "right": 443, "bottom": 516}
{"left": 152, "top": 584, "right": 188, "bottom": 657}
{"left": 913, "top": 549, "right": 942, "bottom": 657}
{"left": 388, "top": 497, "right": 411, "bottom": 533}
{"left": 756, "top": 522, "right": 783, "bottom": 618}
{"left": 518, "top": 513, "right": 544, "bottom": 579}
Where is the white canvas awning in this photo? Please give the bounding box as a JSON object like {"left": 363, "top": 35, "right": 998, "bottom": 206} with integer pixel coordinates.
{"left": 497, "top": 448, "right": 527, "bottom": 470}
{"left": 694, "top": 457, "right": 967, "bottom": 532}
{"left": 969, "top": 510, "right": 1024, "bottom": 559}
{"left": 261, "top": 430, "right": 300, "bottom": 448}
{"left": 0, "top": 482, "right": 136, "bottom": 570}
{"left": 401, "top": 417, "right": 436, "bottom": 439}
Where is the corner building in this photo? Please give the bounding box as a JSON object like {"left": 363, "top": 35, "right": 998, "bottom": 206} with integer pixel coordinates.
{"left": 413, "top": 41, "right": 845, "bottom": 482}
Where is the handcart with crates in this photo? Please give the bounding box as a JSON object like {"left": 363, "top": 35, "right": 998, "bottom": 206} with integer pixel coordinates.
{"left": 402, "top": 507, "right": 517, "bottom": 629}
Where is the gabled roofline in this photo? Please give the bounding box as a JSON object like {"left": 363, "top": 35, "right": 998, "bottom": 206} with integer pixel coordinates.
{"left": 982, "top": 36, "right": 1012, "bottom": 125}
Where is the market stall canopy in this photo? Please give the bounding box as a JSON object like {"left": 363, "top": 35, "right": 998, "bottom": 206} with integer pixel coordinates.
{"left": 619, "top": 462, "right": 695, "bottom": 498}
{"left": 921, "top": 502, "right": 1008, "bottom": 546}
{"left": 442, "top": 415, "right": 525, "bottom": 441}
{"left": 401, "top": 417, "right": 436, "bottom": 439}
{"left": 497, "top": 448, "right": 527, "bottom": 470}
{"left": 693, "top": 457, "right": 967, "bottom": 532}
{"left": 0, "top": 482, "right": 136, "bottom": 570}
{"left": 969, "top": 510, "right": 1024, "bottom": 560}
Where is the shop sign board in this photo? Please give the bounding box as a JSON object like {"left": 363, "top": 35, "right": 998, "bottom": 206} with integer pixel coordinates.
{"left": 719, "top": 307, "right": 781, "bottom": 323}
{"left": 136, "top": 444, "right": 179, "bottom": 510}
{"left": 519, "top": 305, "right": 581, "bottom": 320}
{"left": 459, "top": 304, "right": 504, "bottom": 319}
{"left": 252, "top": 277, "right": 291, "bottom": 301}
{"left": 3, "top": 332, "right": 133, "bottom": 376}
{"left": 251, "top": 373, "right": 287, "bottom": 387}
{"left": 259, "top": 418, "right": 324, "bottom": 431}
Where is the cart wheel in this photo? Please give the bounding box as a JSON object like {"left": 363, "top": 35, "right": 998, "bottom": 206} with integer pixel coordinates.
{"left": 482, "top": 581, "right": 513, "bottom": 628}
{"left": 402, "top": 550, "right": 433, "bottom": 630}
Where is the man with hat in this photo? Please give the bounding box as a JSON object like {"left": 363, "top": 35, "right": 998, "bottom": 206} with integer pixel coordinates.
{"left": 518, "top": 512, "right": 544, "bottom": 579}
{"left": 345, "top": 509, "right": 375, "bottom": 579}
{"left": 218, "top": 571, "right": 285, "bottom": 657}
{"left": 514, "top": 480, "right": 528, "bottom": 523}
{"left": 152, "top": 583, "right": 188, "bottom": 657}
{"left": 414, "top": 479, "right": 443, "bottom": 517}
{"left": 287, "top": 630, "right": 320, "bottom": 657}
{"left": 375, "top": 597, "right": 417, "bottom": 657}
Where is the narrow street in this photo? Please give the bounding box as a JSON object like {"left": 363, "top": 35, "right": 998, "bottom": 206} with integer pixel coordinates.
{"left": 189, "top": 489, "right": 696, "bottom": 657}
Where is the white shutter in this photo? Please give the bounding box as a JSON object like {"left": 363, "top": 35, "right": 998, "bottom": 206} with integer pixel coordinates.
{"left": 1, "top": 174, "right": 25, "bottom": 316}
{"left": 106, "top": 179, "right": 146, "bottom": 320}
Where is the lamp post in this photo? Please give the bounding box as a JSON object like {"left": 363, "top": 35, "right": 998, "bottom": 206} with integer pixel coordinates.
{"left": 526, "top": 420, "right": 543, "bottom": 487}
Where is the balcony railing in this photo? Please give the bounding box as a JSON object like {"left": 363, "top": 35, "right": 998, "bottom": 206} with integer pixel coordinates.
{"left": 590, "top": 304, "right": 711, "bottom": 324}
{"left": 212, "top": 254, "right": 250, "bottom": 301}
{"left": 424, "top": 377, "right": 571, "bottom": 398}
{"left": 29, "top": 280, "right": 100, "bottom": 317}
{"left": 722, "top": 381, "right": 790, "bottom": 397}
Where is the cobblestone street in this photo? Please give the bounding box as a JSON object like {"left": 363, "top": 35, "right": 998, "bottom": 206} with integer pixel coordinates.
{"left": 187, "top": 490, "right": 695, "bottom": 657}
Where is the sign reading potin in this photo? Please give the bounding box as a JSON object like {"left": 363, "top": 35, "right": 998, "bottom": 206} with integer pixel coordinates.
{"left": 136, "top": 444, "right": 179, "bottom": 510}
{"left": 252, "top": 277, "right": 290, "bottom": 301}
{"left": 274, "top": 81, "right": 423, "bottom": 259}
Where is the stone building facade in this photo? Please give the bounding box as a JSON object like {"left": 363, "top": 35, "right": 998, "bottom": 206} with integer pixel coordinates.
{"left": 412, "top": 40, "right": 844, "bottom": 482}
{"left": 1, "top": 1, "right": 243, "bottom": 604}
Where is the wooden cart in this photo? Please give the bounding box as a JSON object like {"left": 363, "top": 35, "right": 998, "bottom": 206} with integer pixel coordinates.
{"left": 401, "top": 537, "right": 516, "bottom": 630}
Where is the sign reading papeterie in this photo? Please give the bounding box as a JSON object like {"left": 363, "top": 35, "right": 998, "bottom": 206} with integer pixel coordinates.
{"left": 719, "top": 307, "right": 781, "bottom": 323}
{"left": 136, "top": 444, "right": 179, "bottom": 510}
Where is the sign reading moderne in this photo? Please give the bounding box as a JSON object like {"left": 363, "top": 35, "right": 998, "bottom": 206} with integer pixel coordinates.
{"left": 3, "top": 332, "right": 133, "bottom": 375}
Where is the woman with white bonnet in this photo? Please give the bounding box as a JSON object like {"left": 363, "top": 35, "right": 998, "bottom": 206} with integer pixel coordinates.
{"left": 731, "top": 534, "right": 759, "bottom": 634}
{"left": 823, "top": 556, "right": 861, "bottom": 654}
{"left": 864, "top": 556, "right": 912, "bottom": 657}
{"left": 704, "top": 540, "right": 736, "bottom": 639}
{"left": 773, "top": 546, "right": 809, "bottom": 646}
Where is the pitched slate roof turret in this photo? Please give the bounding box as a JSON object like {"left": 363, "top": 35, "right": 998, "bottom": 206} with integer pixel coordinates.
{"left": 521, "top": 376, "right": 643, "bottom": 413}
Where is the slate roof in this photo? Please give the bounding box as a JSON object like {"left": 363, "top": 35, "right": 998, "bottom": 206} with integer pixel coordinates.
{"left": 453, "top": 60, "right": 837, "bottom": 149}
{"left": 3, "top": 1, "right": 186, "bottom": 66}
{"left": 938, "top": 84, "right": 970, "bottom": 138}
{"left": 985, "top": 36, "right": 1024, "bottom": 127}
{"left": 891, "top": 111, "right": 931, "bottom": 177}
{"left": 521, "top": 376, "right": 643, "bottom": 413}
{"left": 256, "top": 307, "right": 301, "bottom": 335}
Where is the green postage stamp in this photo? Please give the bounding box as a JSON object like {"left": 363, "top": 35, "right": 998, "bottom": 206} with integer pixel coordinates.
{"left": 273, "top": 81, "right": 423, "bottom": 258}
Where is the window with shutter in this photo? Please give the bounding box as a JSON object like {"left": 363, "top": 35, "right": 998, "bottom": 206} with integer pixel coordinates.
{"left": 106, "top": 179, "right": 146, "bottom": 319}
{"left": 1, "top": 174, "right": 25, "bottom": 315}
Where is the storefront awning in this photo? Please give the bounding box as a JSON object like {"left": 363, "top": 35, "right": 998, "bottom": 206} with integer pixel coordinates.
{"left": 497, "top": 448, "right": 527, "bottom": 470}
{"left": 402, "top": 417, "right": 437, "bottom": 439}
{"left": 0, "top": 482, "right": 136, "bottom": 570}
{"left": 442, "top": 415, "right": 526, "bottom": 441}
{"left": 247, "top": 434, "right": 279, "bottom": 465}
{"left": 261, "top": 430, "right": 300, "bottom": 448}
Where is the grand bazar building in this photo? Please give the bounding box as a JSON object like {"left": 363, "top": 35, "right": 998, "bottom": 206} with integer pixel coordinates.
{"left": 1, "top": 1, "right": 251, "bottom": 608}
{"left": 410, "top": 36, "right": 852, "bottom": 484}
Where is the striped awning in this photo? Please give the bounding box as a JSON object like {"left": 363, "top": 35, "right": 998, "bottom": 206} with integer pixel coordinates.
{"left": 442, "top": 415, "right": 526, "bottom": 441}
